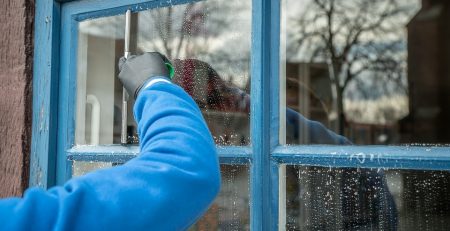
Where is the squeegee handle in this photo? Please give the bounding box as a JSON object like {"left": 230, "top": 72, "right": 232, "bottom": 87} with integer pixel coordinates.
{"left": 121, "top": 9, "right": 132, "bottom": 145}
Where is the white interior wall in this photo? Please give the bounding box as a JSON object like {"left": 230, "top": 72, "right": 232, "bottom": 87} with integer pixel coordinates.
{"left": 76, "top": 33, "right": 88, "bottom": 145}
{"left": 85, "top": 35, "right": 116, "bottom": 144}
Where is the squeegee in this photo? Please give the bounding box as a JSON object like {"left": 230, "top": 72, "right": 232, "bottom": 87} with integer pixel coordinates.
{"left": 121, "top": 9, "right": 131, "bottom": 145}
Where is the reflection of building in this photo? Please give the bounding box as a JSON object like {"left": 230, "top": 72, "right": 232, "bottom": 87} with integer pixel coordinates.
{"left": 286, "top": 62, "right": 333, "bottom": 128}
{"left": 347, "top": 122, "right": 399, "bottom": 145}
{"left": 401, "top": 0, "right": 450, "bottom": 143}
{"left": 401, "top": 1, "right": 450, "bottom": 230}
{"left": 286, "top": 62, "right": 336, "bottom": 145}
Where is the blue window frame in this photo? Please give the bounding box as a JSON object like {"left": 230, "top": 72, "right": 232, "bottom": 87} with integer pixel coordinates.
{"left": 31, "top": 0, "right": 450, "bottom": 230}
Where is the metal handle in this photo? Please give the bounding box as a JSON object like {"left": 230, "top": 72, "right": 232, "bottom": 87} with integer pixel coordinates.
{"left": 121, "top": 9, "right": 131, "bottom": 145}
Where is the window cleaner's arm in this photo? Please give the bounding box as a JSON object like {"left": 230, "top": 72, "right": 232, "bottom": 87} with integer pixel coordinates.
{"left": 0, "top": 52, "right": 220, "bottom": 230}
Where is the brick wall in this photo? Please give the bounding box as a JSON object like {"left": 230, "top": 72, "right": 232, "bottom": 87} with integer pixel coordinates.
{"left": 0, "top": 0, "right": 34, "bottom": 197}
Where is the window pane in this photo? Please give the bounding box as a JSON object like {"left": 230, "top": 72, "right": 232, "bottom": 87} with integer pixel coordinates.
{"left": 190, "top": 165, "right": 250, "bottom": 230}
{"left": 76, "top": 16, "right": 123, "bottom": 145}
{"left": 76, "top": 0, "right": 252, "bottom": 145}
{"left": 72, "top": 161, "right": 113, "bottom": 177}
{"left": 281, "top": 0, "right": 450, "bottom": 145}
{"left": 284, "top": 165, "right": 450, "bottom": 230}
{"left": 71, "top": 162, "right": 249, "bottom": 230}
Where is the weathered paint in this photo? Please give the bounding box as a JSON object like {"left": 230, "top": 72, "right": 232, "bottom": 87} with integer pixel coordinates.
{"left": 63, "top": 0, "right": 201, "bottom": 22}
{"left": 273, "top": 145, "right": 450, "bottom": 170}
{"left": 0, "top": 0, "right": 35, "bottom": 197}
{"left": 30, "top": 0, "right": 61, "bottom": 188}
{"left": 66, "top": 145, "right": 251, "bottom": 165}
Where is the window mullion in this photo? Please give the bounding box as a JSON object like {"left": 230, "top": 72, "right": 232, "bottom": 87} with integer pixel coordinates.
{"left": 30, "top": 0, "right": 61, "bottom": 189}
{"left": 250, "top": 0, "right": 280, "bottom": 229}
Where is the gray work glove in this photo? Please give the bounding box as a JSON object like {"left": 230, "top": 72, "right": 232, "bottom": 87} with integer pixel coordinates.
{"left": 118, "top": 52, "right": 172, "bottom": 99}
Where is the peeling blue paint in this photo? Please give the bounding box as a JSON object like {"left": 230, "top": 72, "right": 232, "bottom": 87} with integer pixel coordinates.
{"left": 30, "top": 0, "right": 61, "bottom": 188}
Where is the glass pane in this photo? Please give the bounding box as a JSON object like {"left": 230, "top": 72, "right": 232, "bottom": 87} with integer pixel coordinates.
{"left": 281, "top": 0, "right": 450, "bottom": 145}
{"left": 71, "top": 162, "right": 249, "bottom": 230}
{"left": 284, "top": 165, "right": 450, "bottom": 230}
{"left": 190, "top": 165, "right": 250, "bottom": 230}
{"left": 76, "top": 0, "right": 252, "bottom": 145}
{"left": 72, "top": 161, "right": 113, "bottom": 177}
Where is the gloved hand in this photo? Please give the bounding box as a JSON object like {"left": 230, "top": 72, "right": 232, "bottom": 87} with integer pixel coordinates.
{"left": 118, "top": 52, "right": 172, "bottom": 99}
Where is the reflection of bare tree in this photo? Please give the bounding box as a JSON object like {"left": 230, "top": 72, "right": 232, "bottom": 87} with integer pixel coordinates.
{"left": 145, "top": 2, "right": 237, "bottom": 59}
{"left": 149, "top": 4, "right": 203, "bottom": 58}
{"left": 141, "top": 1, "right": 251, "bottom": 87}
{"left": 291, "top": 0, "right": 417, "bottom": 134}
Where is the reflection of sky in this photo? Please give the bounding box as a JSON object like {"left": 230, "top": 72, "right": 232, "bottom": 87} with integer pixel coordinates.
{"left": 79, "top": 0, "right": 252, "bottom": 88}
{"left": 78, "top": 0, "right": 421, "bottom": 94}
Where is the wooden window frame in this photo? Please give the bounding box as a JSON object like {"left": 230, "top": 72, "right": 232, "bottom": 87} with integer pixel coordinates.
{"left": 31, "top": 0, "right": 450, "bottom": 229}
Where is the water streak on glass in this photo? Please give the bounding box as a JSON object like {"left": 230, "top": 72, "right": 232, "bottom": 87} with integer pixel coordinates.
{"left": 72, "top": 161, "right": 113, "bottom": 177}
{"left": 190, "top": 165, "right": 250, "bottom": 231}
{"left": 284, "top": 165, "right": 450, "bottom": 231}
{"left": 281, "top": 0, "right": 450, "bottom": 145}
{"left": 75, "top": 0, "right": 252, "bottom": 146}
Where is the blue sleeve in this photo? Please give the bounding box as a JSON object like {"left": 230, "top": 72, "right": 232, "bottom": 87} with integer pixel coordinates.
{"left": 286, "top": 108, "right": 351, "bottom": 144}
{"left": 0, "top": 81, "right": 221, "bottom": 230}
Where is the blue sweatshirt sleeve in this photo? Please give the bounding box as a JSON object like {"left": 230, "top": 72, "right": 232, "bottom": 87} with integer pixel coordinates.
{"left": 0, "top": 81, "right": 221, "bottom": 230}
{"left": 286, "top": 108, "right": 351, "bottom": 144}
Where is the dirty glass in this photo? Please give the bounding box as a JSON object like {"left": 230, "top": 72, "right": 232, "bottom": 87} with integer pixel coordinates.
{"left": 72, "top": 162, "right": 249, "bottom": 230}
{"left": 283, "top": 165, "right": 450, "bottom": 231}
{"left": 72, "top": 161, "right": 113, "bottom": 177}
{"left": 190, "top": 165, "right": 250, "bottom": 231}
{"left": 75, "top": 0, "right": 252, "bottom": 145}
{"left": 280, "top": 0, "right": 450, "bottom": 145}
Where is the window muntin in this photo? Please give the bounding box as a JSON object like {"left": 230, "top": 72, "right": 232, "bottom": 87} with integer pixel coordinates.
{"left": 75, "top": 0, "right": 252, "bottom": 146}
{"left": 280, "top": 0, "right": 450, "bottom": 145}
